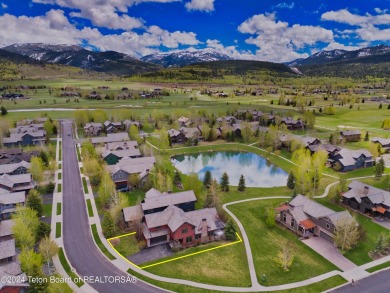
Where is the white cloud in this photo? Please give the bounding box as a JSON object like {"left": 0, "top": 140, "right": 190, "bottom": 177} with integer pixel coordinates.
{"left": 1, "top": 2, "right": 7, "bottom": 9}
{"left": 321, "top": 9, "right": 390, "bottom": 42}
{"left": 374, "top": 8, "right": 388, "bottom": 14}
{"left": 32, "top": 0, "right": 180, "bottom": 30}
{"left": 323, "top": 42, "right": 366, "bottom": 51}
{"left": 237, "top": 13, "right": 333, "bottom": 62}
{"left": 0, "top": 10, "right": 200, "bottom": 57}
{"left": 275, "top": 2, "right": 295, "bottom": 9}
{"left": 185, "top": 0, "right": 214, "bottom": 12}
{"left": 321, "top": 9, "right": 390, "bottom": 26}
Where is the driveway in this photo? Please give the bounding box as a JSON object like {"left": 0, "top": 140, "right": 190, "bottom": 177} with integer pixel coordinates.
{"left": 128, "top": 244, "right": 173, "bottom": 265}
{"left": 301, "top": 237, "right": 357, "bottom": 271}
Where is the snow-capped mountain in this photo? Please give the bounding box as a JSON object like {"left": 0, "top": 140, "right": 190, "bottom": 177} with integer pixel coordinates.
{"left": 141, "top": 49, "right": 232, "bottom": 67}
{"left": 2, "top": 43, "right": 162, "bottom": 75}
{"left": 286, "top": 44, "right": 390, "bottom": 67}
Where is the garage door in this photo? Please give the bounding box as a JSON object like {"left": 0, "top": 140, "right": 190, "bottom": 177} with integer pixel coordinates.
{"left": 320, "top": 231, "right": 333, "bottom": 243}
{"left": 150, "top": 235, "right": 167, "bottom": 246}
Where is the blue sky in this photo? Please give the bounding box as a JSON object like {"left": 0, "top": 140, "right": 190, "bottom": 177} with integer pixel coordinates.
{"left": 1, "top": 0, "right": 390, "bottom": 62}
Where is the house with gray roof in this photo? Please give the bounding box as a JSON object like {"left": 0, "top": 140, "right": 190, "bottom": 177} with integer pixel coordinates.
{"left": 141, "top": 189, "right": 197, "bottom": 215}
{"left": 84, "top": 123, "right": 103, "bottom": 136}
{"left": 104, "top": 121, "right": 124, "bottom": 133}
{"left": 340, "top": 130, "right": 361, "bottom": 142}
{"left": 328, "top": 148, "right": 374, "bottom": 172}
{"left": 0, "top": 191, "right": 25, "bottom": 220}
{"left": 90, "top": 132, "right": 129, "bottom": 146}
{"left": 276, "top": 194, "right": 357, "bottom": 243}
{"left": 0, "top": 174, "right": 36, "bottom": 193}
{"left": 102, "top": 149, "right": 141, "bottom": 165}
{"left": 0, "top": 148, "right": 39, "bottom": 165}
{"left": 0, "top": 161, "right": 30, "bottom": 176}
{"left": 123, "top": 120, "right": 141, "bottom": 130}
{"left": 0, "top": 239, "right": 16, "bottom": 264}
{"left": 106, "top": 156, "right": 155, "bottom": 190}
{"left": 372, "top": 137, "right": 390, "bottom": 152}
{"left": 0, "top": 219, "right": 14, "bottom": 240}
{"left": 3, "top": 130, "right": 46, "bottom": 147}
{"left": 141, "top": 205, "right": 224, "bottom": 247}
{"left": 342, "top": 180, "right": 390, "bottom": 219}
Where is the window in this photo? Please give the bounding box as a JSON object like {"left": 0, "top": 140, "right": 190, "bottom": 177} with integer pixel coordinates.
{"left": 195, "top": 234, "right": 201, "bottom": 239}
{"left": 291, "top": 219, "right": 295, "bottom": 228}
{"left": 182, "top": 228, "right": 188, "bottom": 234}
{"left": 326, "top": 223, "right": 330, "bottom": 229}
{"left": 283, "top": 213, "right": 287, "bottom": 223}
{"left": 186, "top": 236, "right": 192, "bottom": 243}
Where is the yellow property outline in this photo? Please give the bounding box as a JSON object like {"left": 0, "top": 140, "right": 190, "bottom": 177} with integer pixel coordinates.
{"left": 107, "top": 232, "right": 242, "bottom": 270}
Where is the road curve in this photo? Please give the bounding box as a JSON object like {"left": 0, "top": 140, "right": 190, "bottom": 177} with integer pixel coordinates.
{"left": 61, "top": 121, "right": 164, "bottom": 293}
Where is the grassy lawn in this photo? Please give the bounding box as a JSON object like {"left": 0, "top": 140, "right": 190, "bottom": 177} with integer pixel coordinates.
{"left": 80, "top": 167, "right": 84, "bottom": 174}
{"left": 56, "top": 202, "right": 61, "bottom": 216}
{"left": 56, "top": 222, "right": 61, "bottom": 238}
{"left": 58, "top": 163, "right": 62, "bottom": 170}
{"left": 58, "top": 172, "right": 62, "bottom": 180}
{"left": 126, "top": 189, "right": 145, "bottom": 206}
{"left": 366, "top": 261, "right": 390, "bottom": 273}
{"left": 59, "top": 141, "right": 62, "bottom": 160}
{"left": 58, "top": 248, "right": 84, "bottom": 287}
{"left": 76, "top": 146, "right": 81, "bottom": 162}
{"left": 43, "top": 203, "right": 52, "bottom": 217}
{"left": 82, "top": 177, "right": 88, "bottom": 194}
{"left": 316, "top": 198, "right": 389, "bottom": 265}
{"left": 129, "top": 270, "right": 346, "bottom": 293}
{"left": 143, "top": 240, "right": 251, "bottom": 287}
{"left": 91, "top": 224, "right": 116, "bottom": 260}
{"left": 86, "top": 199, "right": 94, "bottom": 217}
{"left": 58, "top": 183, "right": 62, "bottom": 193}
{"left": 110, "top": 234, "right": 140, "bottom": 257}
{"left": 222, "top": 186, "right": 291, "bottom": 204}
{"left": 228, "top": 199, "right": 338, "bottom": 286}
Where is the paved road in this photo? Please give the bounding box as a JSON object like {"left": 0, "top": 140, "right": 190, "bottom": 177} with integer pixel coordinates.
{"left": 331, "top": 269, "right": 390, "bottom": 293}
{"left": 61, "top": 121, "right": 163, "bottom": 293}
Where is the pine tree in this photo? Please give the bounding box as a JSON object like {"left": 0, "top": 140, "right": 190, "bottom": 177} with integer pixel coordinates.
{"left": 101, "top": 212, "right": 115, "bottom": 238}
{"left": 203, "top": 170, "right": 212, "bottom": 188}
{"left": 220, "top": 172, "right": 230, "bottom": 192}
{"left": 173, "top": 171, "right": 182, "bottom": 187}
{"left": 287, "top": 171, "right": 295, "bottom": 189}
{"left": 364, "top": 131, "right": 369, "bottom": 142}
{"left": 168, "top": 134, "right": 172, "bottom": 147}
{"left": 376, "top": 157, "right": 385, "bottom": 179}
{"left": 26, "top": 190, "right": 44, "bottom": 218}
{"left": 0, "top": 106, "right": 7, "bottom": 116}
{"left": 224, "top": 219, "right": 237, "bottom": 240}
{"left": 379, "top": 103, "right": 383, "bottom": 109}
{"left": 36, "top": 221, "right": 51, "bottom": 242}
{"left": 237, "top": 175, "right": 246, "bottom": 192}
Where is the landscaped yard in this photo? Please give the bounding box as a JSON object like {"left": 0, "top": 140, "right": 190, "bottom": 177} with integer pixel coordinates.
{"left": 109, "top": 234, "right": 140, "bottom": 257}
{"left": 43, "top": 203, "right": 52, "bottom": 217}
{"left": 228, "top": 199, "right": 339, "bottom": 286}
{"left": 316, "top": 198, "right": 390, "bottom": 265}
{"left": 143, "top": 240, "right": 251, "bottom": 287}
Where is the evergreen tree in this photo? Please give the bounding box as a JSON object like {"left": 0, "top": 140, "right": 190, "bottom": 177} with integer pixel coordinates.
{"left": 237, "top": 175, "right": 246, "bottom": 192}
{"left": 0, "top": 106, "right": 7, "bottom": 116}
{"left": 287, "top": 171, "right": 295, "bottom": 189}
{"left": 224, "top": 219, "right": 238, "bottom": 240}
{"left": 168, "top": 134, "right": 172, "bottom": 147}
{"left": 101, "top": 212, "right": 115, "bottom": 238}
{"left": 220, "top": 172, "right": 230, "bottom": 192}
{"left": 26, "top": 190, "right": 44, "bottom": 218}
{"left": 203, "top": 170, "right": 212, "bottom": 188}
{"left": 265, "top": 206, "right": 276, "bottom": 228}
{"left": 379, "top": 103, "right": 383, "bottom": 109}
{"left": 36, "top": 221, "right": 51, "bottom": 242}
{"left": 364, "top": 131, "right": 369, "bottom": 142}
{"left": 173, "top": 171, "right": 182, "bottom": 187}
{"left": 29, "top": 264, "right": 49, "bottom": 293}
{"left": 38, "top": 151, "right": 49, "bottom": 167}
{"left": 376, "top": 157, "right": 385, "bottom": 179}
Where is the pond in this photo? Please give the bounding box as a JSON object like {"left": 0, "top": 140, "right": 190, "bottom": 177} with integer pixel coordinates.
{"left": 171, "top": 151, "right": 288, "bottom": 188}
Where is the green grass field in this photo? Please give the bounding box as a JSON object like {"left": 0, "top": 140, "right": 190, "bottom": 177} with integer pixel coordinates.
{"left": 43, "top": 203, "right": 52, "bottom": 217}
{"left": 56, "top": 222, "right": 61, "bottom": 238}
{"left": 91, "top": 224, "right": 116, "bottom": 260}
{"left": 228, "top": 199, "right": 338, "bottom": 286}
{"left": 110, "top": 234, "right": 140, "bottom": 257}
{"left": 143, "top": 240, "right": 251, "bottom": 287}
{"left": 56, "top": 202, "right": 62, "bottom": 216}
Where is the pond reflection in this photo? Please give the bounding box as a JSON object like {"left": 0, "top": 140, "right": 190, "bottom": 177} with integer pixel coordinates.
{"left": 171, "top": 151, "right": 288, "bottom": 187}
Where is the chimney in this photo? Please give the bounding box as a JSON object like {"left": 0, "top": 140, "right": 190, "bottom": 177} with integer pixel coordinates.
{"left": 124, "top": 142, "right": 128, "bottom": 149}
{"left": 363, "top": 186, "right": 369, "bottom": 195}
